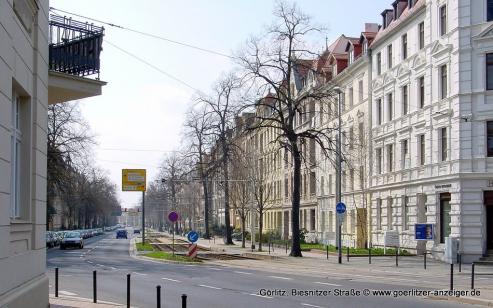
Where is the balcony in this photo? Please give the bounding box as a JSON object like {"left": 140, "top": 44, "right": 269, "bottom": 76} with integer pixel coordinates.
{"left": 48, "top": 15, "right": 107, "bottom": 105}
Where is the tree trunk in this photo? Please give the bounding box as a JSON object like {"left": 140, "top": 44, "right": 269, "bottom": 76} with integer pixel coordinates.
{"left": 222, "top": 140, "right": 233, "bottom": 245}
{"left": 202, "top": 177, "right": 210, "bottom": 239}
{"left": 241, "top": 215, "right": 246, "bottom": 248}
{"left": 290, "top": 142, "right": 302, "bottom": 257}
{"left": 258, "top": 211, "right": 263, "bottom": 251}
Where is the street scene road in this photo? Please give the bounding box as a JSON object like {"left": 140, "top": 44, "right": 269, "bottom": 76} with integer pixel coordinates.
{"left": 46, "top": 230, "right": 487, "bottom": 308}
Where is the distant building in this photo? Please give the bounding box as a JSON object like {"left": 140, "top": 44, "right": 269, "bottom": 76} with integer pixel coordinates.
{"left": 0, "top": 1, "right": 106, "bottom": 307}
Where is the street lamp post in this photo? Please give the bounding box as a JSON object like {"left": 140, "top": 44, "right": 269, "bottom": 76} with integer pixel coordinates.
{"left": 334, "top": 86, "right": 343, "bottom": 264}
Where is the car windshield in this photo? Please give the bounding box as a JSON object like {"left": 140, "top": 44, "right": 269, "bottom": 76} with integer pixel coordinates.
{"left": 65, "top": 232, "right": 80, "bottom": 238}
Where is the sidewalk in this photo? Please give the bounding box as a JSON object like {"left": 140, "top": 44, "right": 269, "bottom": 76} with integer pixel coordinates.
{"left": 50, "top": 295, "right": 124, "bottom": 307}
{"left": 154, "top": 231, "right": 493, "bottom": 307}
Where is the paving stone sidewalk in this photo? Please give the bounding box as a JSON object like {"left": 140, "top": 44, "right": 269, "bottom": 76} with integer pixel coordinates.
{"left": 50, "top": 295, "right": 125, "bottom": 308}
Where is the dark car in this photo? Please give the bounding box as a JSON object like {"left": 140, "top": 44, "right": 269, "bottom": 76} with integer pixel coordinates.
{"left": 60, "top": 231, "right": 84, "bottom": 249}
{"left": 116, "top": 230, "right": 128, "bottom": 239}
{"left": 133, "top": 229, "right": 141, "bottom": 234}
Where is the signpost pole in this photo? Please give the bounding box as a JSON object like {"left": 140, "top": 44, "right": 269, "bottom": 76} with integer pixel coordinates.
{"left": 172, "top": 224, "right": 175, "bottom": 257}
{"left": 335, "top": 88, "right": 342, "bottom": 265}
{"left": 142, "top": 191, "right": 145, "bottom": 245}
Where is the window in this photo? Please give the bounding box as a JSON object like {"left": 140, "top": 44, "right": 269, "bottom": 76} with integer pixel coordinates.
{"left": 310, "top": 209, "right": 316, "bottom": 231}
{"left": 402, "top": 85, "right": 409, "bottom": 115}
{"left": 387, "top": 93, "right": 393, "bottom": 121}
{"left": 440, "top": 5, "right": 447, "bottom": 36}
{"left": 377, "top": 98, "right": 382, "bottom": 125}
{"left": 349, "top": 87, "right": 353, "bottom": 109}
{"left": 10, "top": 93, "right": 22, "bottom": 218}
{"left": 284, "top": 178, "right": 288, "bottom": 199}
{"left": 418, "top": 22, "right": 425, "bottom": 49}
{"left": 358, "top": 122, "right": 364, "bottom": 146}
{"left": 387, "top": 144, "right": 394, "bottom": 172}
{"left": 487, "top": 121, "right": 493, "bottom": 157}
{"left": 310, "top": 171, "right": 316, "bottom": 196}
{"left": 441, "top": 127, "right": 448, "bottom": 161}
{"left": 387, "top": 44, "right": 393, "bottom": 69}
{"left": 418, "top": 76, "right": 425, "bottom": 108}
{"left": 401, "top": 139, "right": 409, "bottom": 169}
{"left": 402, "top": 196, "right": 410, "bottom": 230}
{"left": 376, "top": 148, "right": 383, "bottom": 174}
{"left": 419, "top": 134, "right": 426, "bottom": 165}
{"left": 349, "top": 126, "right": 354, "bottom": 150}
{"left": 402, "top": 34, "right": 408, "bottom": 60}
{"left": 328, "top": 174, "right": 333, "bottom": 194}
{"left": 489, "top": 0, "right": 493, "bottom": 21}
{"left": 377, "top": 52, "right": 382, "bottom": 75}
{"left": 359, "top": 165, "right": 364, "bottom": 189}
{"left": 350, "top": 168, "right": 354, "bottom": 191}
{"left": 358, "top": 80, "right": 363, "bottom": 103}
{"left": 377, "top": 199, "right": 382, "bottom": 229}
{"left": 487, "top": 53, "right": 493, "bottom": 90}
{"left": 387, "top": 198, "right": 393, "bottom": 230}
{"left": 440, "top": 65, "right": 448, "bottom": 99}
{"left": 439, "top": 193, "right": 451, "bottom": 243}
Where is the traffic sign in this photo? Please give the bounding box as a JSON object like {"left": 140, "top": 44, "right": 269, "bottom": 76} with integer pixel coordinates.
{"left": 187, "top": 243, "right": 198, "bottom": 258}
{"left": 122, "top": 169, "right": 146, "bottom": 191}
{"left": 187, "top": 231, "right": 199, "bottom": 243}
{"left": 336, "top": 202, "right": 346, "bottom": 214}
{"left": 168, "top": 211, "right": 179, "bottom": 222}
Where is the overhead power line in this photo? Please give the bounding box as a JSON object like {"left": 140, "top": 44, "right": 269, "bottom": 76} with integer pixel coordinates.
{"left": 49, "top": 7, "right": 235, "bottom": 60}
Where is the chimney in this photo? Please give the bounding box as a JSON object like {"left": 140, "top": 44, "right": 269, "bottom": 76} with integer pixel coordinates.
{"left": 365, "top": 23, "right": 379, "bottom": 33}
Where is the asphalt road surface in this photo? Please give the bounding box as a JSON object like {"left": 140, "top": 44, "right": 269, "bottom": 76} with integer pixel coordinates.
{"left": 46, "top": 232, "right": 478, "bottom": 308}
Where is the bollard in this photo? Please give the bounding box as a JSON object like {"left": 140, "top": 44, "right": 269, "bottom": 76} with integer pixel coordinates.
{"left": 55, "top": 267, "right": 59, "bottom": 298}
{"left": 181, "top": 294, "right": 187, "bottom": 308}
{"left": 346, "top": 247, "right": 349, "bottom": 262}
{"left": 127, "top": 274, "right": 131, "bottom": 308}
{"left": 450, "top": 263, "right": 454, "bottom": 291}
{"left": 424, "top": 252, "right": 427, "bottom": 270}
{"left": 471, "top": 263, "right": 475, "bottom": 290}
{"left": 156, "top": 285, "right": 161, "bottom": 308}
{"left": 369, "top": 247, "right": 372, "bottom": 264}
{"left": 286, "top": 241, "right": 288, "bottom": 254}
{"left": 395, "top": 249, "right": 399, "bottom": 267}
{"left": 458, "top": 254, "right": 462, "bottom": 273}
{"left": 326, "top": 245, "right": 329, "bottom": 260}
{"left": 93, "top": 270, "right": 97, "bottom": 303}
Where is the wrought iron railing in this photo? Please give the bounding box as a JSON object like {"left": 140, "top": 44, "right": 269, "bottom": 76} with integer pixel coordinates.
{"left": 49, "top": 15, "right": 104, "bottom": 78}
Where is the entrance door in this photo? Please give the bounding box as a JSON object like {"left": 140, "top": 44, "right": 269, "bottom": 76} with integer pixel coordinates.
{"left": 439, "top": 193, "right": 451, "bottom": 244}
{"left": 484, "top": 191, "right": 493, "bottom": 251}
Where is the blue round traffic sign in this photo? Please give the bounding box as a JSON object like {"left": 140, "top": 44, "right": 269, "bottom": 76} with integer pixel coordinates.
{"left": 187, "top": 231, "right": 199, "bottom": 243}
{"left": 336, "top": 202, "right": 346, "bottom": 214}
{"left": 168, "top": 211, "right": 179, "bottom": 222}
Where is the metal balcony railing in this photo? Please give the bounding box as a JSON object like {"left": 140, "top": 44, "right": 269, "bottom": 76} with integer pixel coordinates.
{"left": 49, "top": 15, "right": 104, "bottom": 78}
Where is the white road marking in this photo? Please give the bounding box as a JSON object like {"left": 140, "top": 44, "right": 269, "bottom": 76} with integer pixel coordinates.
{"left": 109, "top": 266, "right": 117, "bottom": 270}
{"left": 199, "top": 284, "right": 222, "bottom": 290}
{"left": 96, "top": 264, "right": 104, "bottom": 267}
{"left": 132, "top": 272, "right": 147, "bottom": 276}
{"left": 87, "top": 261, "right": 93, "bottom": 264}
{"left": 234, "top": 271, "right": 252, "bottom": 275}
{"left": 59, "top": 290, "right": 77, "bottom": 296}
{"left": 162, "top": 277, "right": 181, "bottom": 283}
{"left": 208, "top": 267, "right": 222, "bottom": 271}
{"left": 249, "top": 293, "right": 273, "bottom": 299}
{"left": 60, "top": 274, "right": 73, "bottom": 277}
{"left": 314, "top": 282, "right": 341, "bottom": 287}
{"left": 268, "top": 275, "right": 292, "bottom": 280}
{"left": 302, "top": 303, "right": 325, "bottom": 308}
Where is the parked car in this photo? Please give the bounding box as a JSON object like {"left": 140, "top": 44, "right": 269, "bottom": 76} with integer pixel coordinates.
{"left": 116, "top": 230, "right": 128, "bottom": 239}
{"left": 133, "top": 229, "right": 141, "bottom": 234}
{"left": 45, "top": 232, "right": 55, "bottom": 248}
{"left": 60, "top": 231, "right": 84, "bottom": 249}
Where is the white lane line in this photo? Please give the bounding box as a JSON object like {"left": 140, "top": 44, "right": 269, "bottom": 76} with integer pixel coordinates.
{"left": 314, "top": 281, "right": 341, "bottom": 287}
{"left": 208, "top": 267, "right": 222, "bottom": 271}
{"left": 198, "top": 284, "right": 222, "bottom": 290}
{"left": 96, "top": 264, "right": 104, "bottom": 267}
{"left": 132, "top": 272, "right": 147, "bottom": 276}
{"left": 249, "top": 293, "right": 273, "bottom": 299}
{"left": 234, "top": 271, "right": 252, "bottom": 275}
{"left": 109, "top": 266, "right": 117, "bottom": 270}
{"left": 60, "top": 274, "right": 73, "bottom": 277}
{"left": 268, "top": 275, "right": 292, "bottom": 280}
{"left": 162, "top": 277, "right": 181, "bottom": 283}
{"left": 87, "top": 261, "right": 93, "bottom": 264}
{"left": 301, "top": 303, "right": 325, "bottom": 308}
{"left": 59, "top": 290, "right": 77, "bottom": 296}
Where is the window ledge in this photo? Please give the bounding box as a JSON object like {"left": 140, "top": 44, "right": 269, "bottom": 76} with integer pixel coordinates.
{"left": 10, "top": 219, "right": 32, "bottom": 224}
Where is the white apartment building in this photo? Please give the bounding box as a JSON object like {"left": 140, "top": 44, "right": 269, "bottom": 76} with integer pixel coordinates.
{"left": 0, "top": 1, "right": 105, "bottom": 306}
{"left": 369, "top": 0, "right": 493, "bottom": 262}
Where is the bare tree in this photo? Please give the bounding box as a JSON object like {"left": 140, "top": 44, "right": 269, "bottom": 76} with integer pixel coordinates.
{"left": 197, "top": 74, "right": 243, "bottom": 245}
{"left": 229, "top": 149, "right": 251, "bottom": 248}
{"left": 237, "top": 1, "right": 338, "bottom": 256}
{"left": 183, "top": 106, "right": 215, "bottom": 238}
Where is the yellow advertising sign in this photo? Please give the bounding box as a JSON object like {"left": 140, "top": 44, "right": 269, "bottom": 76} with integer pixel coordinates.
{"left": 122, "top": 169, "right": 146, "bottom": 191}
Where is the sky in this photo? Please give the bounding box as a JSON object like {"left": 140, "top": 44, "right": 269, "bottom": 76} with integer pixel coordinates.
{"left": 49, "top": 0, "right": 391, "bottom": 208}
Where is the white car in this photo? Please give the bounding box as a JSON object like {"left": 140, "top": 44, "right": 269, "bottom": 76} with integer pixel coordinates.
{"left": 60, "top": 231, "right": 84, "bottom": 249}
